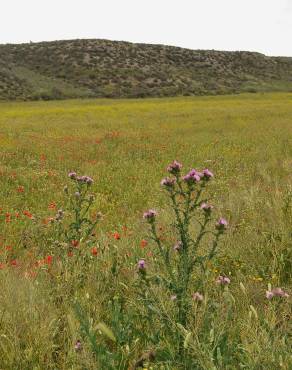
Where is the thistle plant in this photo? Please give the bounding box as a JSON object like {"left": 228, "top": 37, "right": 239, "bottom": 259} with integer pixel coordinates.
{"left": 51, "top": 172, "right": 101, "bottom": 256}
{"left": 139, "top": 161, "right": 228, "bottom": 339}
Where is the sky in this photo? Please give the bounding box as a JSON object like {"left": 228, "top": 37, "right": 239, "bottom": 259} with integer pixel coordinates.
{"left": 1, "top": 0, "right": 292, "bottom": 56}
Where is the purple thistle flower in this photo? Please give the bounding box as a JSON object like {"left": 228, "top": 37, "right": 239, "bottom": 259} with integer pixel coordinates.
{"left": 76, "top": 175, "right": 93, "bottom": 185}
{"left": 74, "top": 340, "right": 82, "bottom": 352}
{"left": 68, "top": 172, "right": 77, "bottom": 179}
{"left": 143, "top": 209, "right": 157, "bottom": 223}
{"left": 202, "top": 169, "right": 214, "bottom": 180}
{"left": 200, "top": 202, "right": 213, "bottom": 213}
{"left": 183, "top": 169, "right": 201, "bottom": 185}
{"left": 266, "top": 287, "right": 289, "bottom": 299}
{"left": 216, "top": 275, "right": 231, "bottom": 285}
{"left": 189, "top": 169, "right": 203, "bottom": 178}
{"left": 192, "top": 292, "right": 204, "bottom": 302}
{"left": 266, "top": 290, "right": 274, "bottom": 300}
{"left": 138, "top": 259, "right": 146, "bottom": 270}
{"left": 167, "top": 160, "right": 182, "bottom": 175}
{"left": 161, "top": 177, "right": 176, "bottom": 188}
{"left": 85, "top": 176, "right": 93, "bottom": 185}
{"left": 216, "top": 218, "right": 228, "bottom": 231}
{"left": 173, "top": 241, "right": 183, "bottom": 252}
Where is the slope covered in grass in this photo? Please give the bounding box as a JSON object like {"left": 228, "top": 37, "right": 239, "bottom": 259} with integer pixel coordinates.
{"left": 1, "top": 39, "right": 292, "bottom": 100}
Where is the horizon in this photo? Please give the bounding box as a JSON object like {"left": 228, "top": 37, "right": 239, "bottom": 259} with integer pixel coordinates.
{"left": 1, "top": 0, "right": 291, "bottom": 57}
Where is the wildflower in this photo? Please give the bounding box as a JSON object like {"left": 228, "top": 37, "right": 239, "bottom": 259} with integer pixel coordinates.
{"left": 161, "top": 177, "right": 176, "bottom": 188}
{"left": 48, "top": 202, "right": 56, "bottom": 210}
{"left": 138, "top": 259, "right": 146, "bottom": 270}
{"left": 71, "top": 240, "right": 79, "bottom": 248}
{"left": 216, "top": 218, "right": 228, "bottom": 231}
{"left": 170, "top": 295, "right": 177, "bottom": 301}
{"left": 216, "top": 275, "right": 231, "bottom": 285}
{"left": 74, "top": 340, "right": 82, "bottom": 352}
{"left": 45, "top": 255, "right": 53, "bottom": 265}
{"left": 202, "top": 169, "right": 214, "bottom": 180}
{"left": 140, "top": 239, "right": 148, "bottom": 248}
{"left": 167, "top": 160, "right": 182, "bottom": 175}
{"left": 68, "top": 172, "right": 77, "bottom": 179}
{"left": 183, "top": 169, "right": 201, "bottom": 185}
{"left": 17, "top": 186, "right": 24, "bottom": 193}
{"left": 10, "top": 259, "right": 18, "bottom": 267}
{"left": 77, "top": 176, "right": 93, "bottom": 185}
{"left": 113, "top": 232, "right": 121, "bottom": 240}
{"left": 85, "top": 176, "right": 93, "bottom": 185}
{"left": 23, "top": 210, "right": 33, "bottom": 219}
{"left": 91, "top": 247, "right": 98, "bottom": 256}
{"left": 200, "top": 202, "right": 213, "bottom": 214}
{"left": 266, "top": 287, "right": 289, "bottom": 299}
{"left": 266, "top": 290, "right": 274, "bottom": 300}
{"left": 192, "top": 292, "right": 204, "bottom": 302}
{"left": 143, "top": 209, "right": 157, "bottom": 223}
{"left": 173, "top": 241, "right": 182, "bottom": 251}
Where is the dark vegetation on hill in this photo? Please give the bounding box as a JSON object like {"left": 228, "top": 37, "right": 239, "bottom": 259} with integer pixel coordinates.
{"left": 1, "top": 39, "right": 292, "bottom": 100}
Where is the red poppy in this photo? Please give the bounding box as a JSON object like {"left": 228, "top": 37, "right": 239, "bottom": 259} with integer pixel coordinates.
{"left": 91, "top": 247, "right": 98, "bottom": 256}
{"left": 23, "top": 210, "right": 33, "bottom": 219}
{"left": 67, "top": 251, "right": 74, "bottom": 257}
{"left": 113, "top": 232, "right": 121, "bottom": 240}
{"left": 17, "top": 186, "right": 24, "bottom": 193}
{"left": 71, "top": 240, "right": 79, "bottom": 247}
{"left": 45, "top": 255, "right": 53, "bottom": 265}
{"left": 140, "top": 239, "right": 148, "bottom": 248}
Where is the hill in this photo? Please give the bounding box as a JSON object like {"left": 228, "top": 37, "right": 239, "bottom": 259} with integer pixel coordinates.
{"left": 1, "top": 39, "right": 292, "bottom": 100}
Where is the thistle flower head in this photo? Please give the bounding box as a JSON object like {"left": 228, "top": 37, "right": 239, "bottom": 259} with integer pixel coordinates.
{"left": 138, "top": 259, "right": 146, "bottom": 270}
{"left": 77, "top": 176, "right": 93, "bottom": 185}
{"left": 143, "top": 209, "right": 157, "bottom": 223}
{"left": 216, "top": 218, "right": 228, "bottom": 231}
{"left": 68, "top": 172, "right": 77, "bottom": 179}
{"left": 216, "top": 275, "right": 231, "bottom": 285}
{"left": 161, "top": 177, "right": 176, "bottom": 188}
{"left": 167, "top": 160, "right": 182, "bottom": 175}
{"left": 266, "top": 287, "right": 289, "bottom": 299}
{"left": 173, "top": 241, "right": 183, "bottom": 251}
{"left": 192, "top": 292, "right": 204, "bottom": 302}
{"left": 74, "top": 340, "right": 82, "bottom": 352}
{"left": 202, "top": 169, "right": 214, "bottom": 180}
{"left": 200, "top": 202, "right": 213, "bottom": 213}
{"left": 183, "top": 169, "right": 201, "bottom": 185}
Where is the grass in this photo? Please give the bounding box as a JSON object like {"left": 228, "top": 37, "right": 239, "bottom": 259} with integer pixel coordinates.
{"left": 0, "top": 92, "right": 291, "bottom": 369}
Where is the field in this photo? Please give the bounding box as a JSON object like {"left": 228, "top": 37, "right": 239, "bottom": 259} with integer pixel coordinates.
{"left": 0, "top": 93, "right": 291, "bottom": 369}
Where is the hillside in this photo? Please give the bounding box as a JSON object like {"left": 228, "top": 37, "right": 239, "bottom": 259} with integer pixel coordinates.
{"left": 1, "top": 39, "right": 292, "bottom": 100}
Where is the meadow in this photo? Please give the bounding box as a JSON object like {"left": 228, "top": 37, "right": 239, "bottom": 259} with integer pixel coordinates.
{"left": 0, "top": 93, "right": 291, "bottom": 369}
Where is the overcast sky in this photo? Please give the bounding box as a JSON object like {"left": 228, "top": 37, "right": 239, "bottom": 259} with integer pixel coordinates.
{"left": 1, "top": 0, "right": 291, "bottom": 56}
